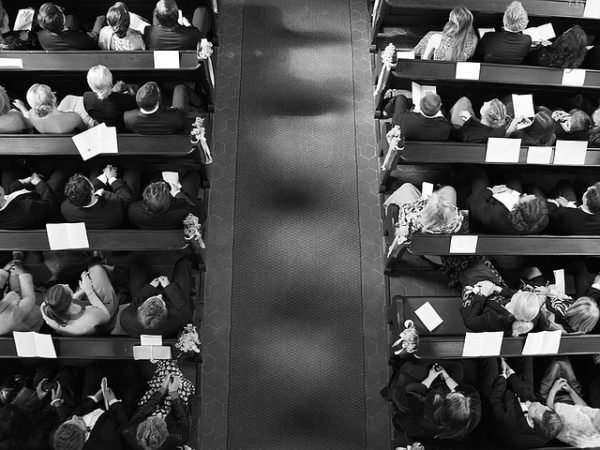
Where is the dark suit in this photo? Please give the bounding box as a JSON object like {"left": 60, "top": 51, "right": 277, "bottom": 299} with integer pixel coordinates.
{"left": 474, "top": 31, "right": 532, "bottom": 64}
{"left": 467, "top": 187, "right": 530, "bottom": 234}
{"left": 0, "top": 180, "right": 58, "bottom": 229}
{"left": 547, "top": 202, "right": 600, "bottom": 235}
{"left": 143, "top": 25, "right": 202, "bottom": 50}
{"left": 124, "top": 107, "right": 187, "bottom": 135}
{"left": 128, "top": 193, "right": 205, "bottom": 229}
{"left": 73, "top": 398, "right": 128, "bottom": 450}
{"left": 37, "top": 30, "right": 98, "bottom": 51}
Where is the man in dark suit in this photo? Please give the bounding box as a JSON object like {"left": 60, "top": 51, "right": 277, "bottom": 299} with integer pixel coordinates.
{"left": 143, "top": 0, "right": 208, "bottom": 50}
{"left": 124, "top": 81, "right": 187, "bottom": 135}
{"left": 385, "top": 92, "right": 452, "bottom": 141}
{"left": 480, "top": 357, "right": 562, "bottom": 448}
{"left": 36, "top": 3, "right": 99, "bottom": 51}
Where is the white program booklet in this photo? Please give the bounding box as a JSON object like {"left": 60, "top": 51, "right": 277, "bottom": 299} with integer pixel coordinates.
{"left": 13, "top": 331, "right": 57, "bottom": 358}
{"left": 414, "top": 302, "right": 443, "bottom": 331}
{"left": 46, "top": 223, "right": 89, "bottom": 250}
{"left": 462, "top": 332, "right": 504, "bottom": 357}
{"left": 522, "top": 330, "right": 562, "bottom": 355}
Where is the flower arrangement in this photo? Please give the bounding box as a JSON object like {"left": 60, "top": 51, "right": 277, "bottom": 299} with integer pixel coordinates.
{"left": 191, "top": 117, "right": 213, "bottom": 164}
{"left": 381, "top": 42, "right": 397, "bottom": 67}
{"left": 183, "top": 213, "right": 205, "bottom": 249}
{"left": 392, "top": 320, "right": 419, "bottom": 356}
{"left": 381, "top": 125, "right": 404, "bottom": 170}
{"left": 197, "top": 38, "right": 214, "bottom": 60}
{"left": 175, "top": 323, "right": 201, "bottom": 356}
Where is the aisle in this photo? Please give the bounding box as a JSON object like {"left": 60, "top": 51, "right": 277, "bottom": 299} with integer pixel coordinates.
{"left": 227, "top": 0, "right": 366, "bottom": 448}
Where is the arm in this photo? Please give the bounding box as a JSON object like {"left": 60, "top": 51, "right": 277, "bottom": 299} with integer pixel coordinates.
{"left": 128, "top": 390, "right": 165, "bottom": 425}
{"left": 12, "top": 273, "right": 36, "bottom": 323}
{"left": 167, "top": 397, "right": 190, "bottom": 444}
{"left": 467, "top": 187, "right": 496, "bottom": 225}
{"left": 107, "top": 400, "right": 129, "bottom": 429}
{"left": 163, "top": 283, "right": 187, "bottom": 310}
{"left": 108, "top": 179, "right": 134, "bottom": 203}
{"left": 134, "top": 284, "right": 160, "bottom": 307}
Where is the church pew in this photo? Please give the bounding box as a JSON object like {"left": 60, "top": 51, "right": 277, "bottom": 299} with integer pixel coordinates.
{"left": 388, "top": 295, "right": 600, "bottom": 359}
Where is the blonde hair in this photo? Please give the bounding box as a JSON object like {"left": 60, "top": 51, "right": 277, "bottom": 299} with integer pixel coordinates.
{"left": 503, "top": 1, "right": 528, "bottom": 32}
{"left": 592, "top": 107, "right": 600, "bottom": 127}
{"left": 0, "top": 85, "right": 10, "bottom": 115}
{"left": 506, "top": 290, "right": 540, "bottom": 322}
{"left": 443, "top": 6, "right": 475, "bottom": 61}
{"left": 86, "top": 65, "right": 113, "bottom": 100}
{"left": 26, "top": 84, "right": 57, "bottom": 118}
{"left": 420, "top": 191, "right": 461, "bottom": 233}
{"left": 481, "top": 99, "right": 507, "bottom": 128}
{"left": 566, "top": 297, "right": 599, "bottom": 333}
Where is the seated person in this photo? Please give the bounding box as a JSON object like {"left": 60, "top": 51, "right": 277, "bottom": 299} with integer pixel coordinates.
{"left": 0, "top": 257, "right": 43, "bottom": 335}
{"left": 144, "top": 0, "right": 210, "bottom": 50}
{"left": 36, "top": 2, "right": 100, "bottom": 51}
{"left": 124, "top": 81, "right": 187, "bottom": 134}
{"left": 123, "top": 374, "right": 188, "bottom": 450}
{"left": 384, "top": 93, "right": 452, "bottom": 141}
{"left": 589, "top": 107, "right": 600, "bottom": 147}
{"left": 551, "top": 108, "right": 591, "bottom": 141}
{"left": 13, "top": 84, "right": 84, "bottom": 134}
{"left": 473, "top": 1, "right": 531, "bottom": 64}
{"left": 450, "top": 97, "right": 507, "bottom": 143}
{"left": 0, "top": 171, "right": 61, "bottom": 229}
{"left": 467, "top": 171, "right": 549, "bottom": 234}
{"left": 83, "top": 65, "right": 137, "bottom": 132}
{"left": 525, "top": 25, "right": 588, "bottom": 69}
{"left": 0, "top": 85, "right": 27, "bottom": 133}
{"left": 480, "top": 357, "right": 562, "bottom": 448}
{"left": 120, "top": 256, "right": 194, "bottom": 338}
{"left": 128, "top": 172, "right": 205, "bottom": 229}
{"left": 61, "top": 165, "right": 135, "bottom": 229}
{"left": 505, "top": 107, "right": 556, "bottom": 146}
{"left": 98, "top": 2, "right": 146, "bottom": 51}
{"left": 41, "top": 264, "right": 117, "bottom": 335}
{"left": 547, "top": 180, "right": 600, "bottom": 235}
{"left": 57, "top": 95, "right": 96, "bottom": 129}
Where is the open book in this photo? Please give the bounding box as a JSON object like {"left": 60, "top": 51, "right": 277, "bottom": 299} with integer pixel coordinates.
{"left": 72, "top": 123, "right": 118, "bottom": 161}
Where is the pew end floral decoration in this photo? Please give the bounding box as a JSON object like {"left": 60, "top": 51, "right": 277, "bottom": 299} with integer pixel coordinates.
{"left": 381, "top": 124, "right": 404, "bottom": 170}
{"left": 191, "top": 117, "right": 213, "bottom": 164}
{"left": 197, "top": 38, "right": 213, "bottom": 60}
{"left": 183, "top": 213, "right": 205, "bottom": 249}
{"left": 381, "top": 42, "right": 397, "bottom": 67}
{"left": 392, "top": 319, "right": 419, "bottom": 357}
{"left": 175, "top": 323, "right": 201, "bottom": 357}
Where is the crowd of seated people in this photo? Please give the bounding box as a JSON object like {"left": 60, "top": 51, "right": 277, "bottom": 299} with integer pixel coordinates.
{"left": 0, "top": 0, "right": 210, "bottom": 51}
{"left": 0, "top": 360, "right": 192, "bottom": 449}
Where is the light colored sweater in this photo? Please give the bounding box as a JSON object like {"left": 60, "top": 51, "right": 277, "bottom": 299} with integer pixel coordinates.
{"left": 555, "top": 402, "right": 600, "bottom": 448}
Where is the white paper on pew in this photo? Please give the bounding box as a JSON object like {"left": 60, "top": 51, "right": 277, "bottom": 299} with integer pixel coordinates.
{"left": 153, "top": 50, "right": 180, "bottom": 69}
{"left": 13, "top": 331, "right": 56, "bottom": 358}
{"left": 396, "top": 51, "right": 415, "bottom": 60}
{"left": 523, "top": 23, "right": 555, "bottom": 42}
{"left": 522, "top": 330, "right": 562, "bottom": 355}
{"left": 485, "top": 137, "right": 521, "bottom": 163}
{"left": 412, "top": 82, "right": 436, "bottom": 113}
{"left": 553, "top": 140, "right": 587, "bottom": 165}
{"left": 421, "top": 182, "right": 434, "bottom": 199}
{"left": 553, "top": 269, "right": 566, "bottom": 295}
{"left": 449, "top": 235, "right": 478, "bottom": 254}
{"left": 133, "top": 345, "right": 172, "bottom": 360}
{"left": 414, "top": 302, "right": 443, "bottom": 331}
{"left": 162, "top": 171, "right": 181, "bottom": 187}
{"left": 128, "top": 12, "right": 150, "bottom": 33}
{"left": 455, "top": 62, "right": 481, "bottom": 80}
{"left": 72, "top": 123, "right": 118, "bottom": 161}
{"left": 512, "top": 94, "right": 535, "bottom": 118}
{"left": 493, "top": 190, "right": 520, "bottom": 211}
{"left": 527, "top": 146, "right": 553, "bottom": 164}
{"left": 584, "top": 0, "right": 600, "bottom": 19}
{"left": 478, "top": 28, "right": 495, "bottom": 38}
{"left": 46, "top": 223, "right": 89, "bottom": 250}
{"left": 0, "top": 58, "right": 23, "bottom": 69}
{"left": 140, "top": 335, "right": 163, "bottom": 347}
{"left": 13, "top": 8, "right": 34, "bottom": 31}
{"left": 462, "top": 332, "right": 504, "bottom": 357}
{"left": 562, "top": 68, "right": 586, "bottom": 86}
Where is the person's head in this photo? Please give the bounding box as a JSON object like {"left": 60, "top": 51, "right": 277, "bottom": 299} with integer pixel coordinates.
{"left": 136, "top": 82, "right": 161, "bottom": 112}
{"left": 420, "top": 92, "right": 442, "bottom": 117}
{"left": 43, "top": 284, "right": 74, "bottom": 327}
{"left": 566, "top": 297, "right": 600, "bottom": 333}
{"left": 137, "top": 294, "right": 168, "bottom": 329}
{"left": 86, "top": 65, "right": 114, "bottom": 100}
{"left": 568, "top": 108, "right": 592, "bottom": 132}
{"left": 432, "top": 391, "right": 477, "bottom": 440}
{"left": 142, "top": 181, "right": 172, "bottom": 214}
{"left": 443, "top": 6, "right": 474, "bottom": 60}
{"left": 53, "top": 417, "right": 86, "bottom": 450}
{"left": 480, "top": 98, "right": 507, "bottom": 128}
{"left": 64, "top": 173, "right": 94, "bottom": 207}
{"left": 136, "top": 415, "right": 169, "bottom": 450}
{"left": 592, "top": 107, "right": 600, "bottom": 127}
{"left": 0, "top": 85, "right": 11, "bottom": 116}
{"left": 503, "top": 1, "right": 528, "bottom": 32}
{"left": 0, "top": 404, "right": 28, "bottom": 441}
{"left": 583, "top": 182, "right": 600, "bottom": 213}
{"left": 508, "top": 194, "right": 549, "bottom": 233}
{"left": 420, "top": 190, "right": 462, "bottom": 234}
{"left": 106, "top": 2, "right": 131, "bottom": 38}
{"left": 506, "top": 290, "right": 540, "bottom": 321}
{"left": 26, "top": 83, "right": 57, "bottom": 118}
{"left": 38, "top": 3, "right": 66, "bottom": 34}
{"left": 550, "top": 25, "right": 588, "bottom": 69}
{"left": 517, "top": 109, "right": 556, "bottom": 146}
{"left": 154, "top": 0, "right": 179, "bottom": 28}
{"left": 527, "top": 402, "right": 562, "bottom": 440}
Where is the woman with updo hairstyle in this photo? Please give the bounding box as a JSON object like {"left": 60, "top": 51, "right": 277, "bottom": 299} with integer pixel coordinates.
{"left": 12, "top": 84, "right": 84, "bottom": 134}
{"left": 450, "top": 96, "right": 508, "bottom": 142}
{"left": 506, "top": 107, "right": 556, "bottom": 146}
{"left": 414, "top": 5, "right": 478, "bottom": 61}
{"left": 40, "top": 264, "right": 118, "bottom": 336}
{"left": 0, "top": 85, "right": 27, "bottom": 133}
{"left": 98, "top": 2, "right": 146, "bottom": 50}
{"left": 526, "top": 25, "right": 588, "bottom": 69}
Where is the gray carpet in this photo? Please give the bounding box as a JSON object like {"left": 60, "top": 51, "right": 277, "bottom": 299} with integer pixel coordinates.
{"left": 227, "top": 0, "right": 367, "bottom": 448}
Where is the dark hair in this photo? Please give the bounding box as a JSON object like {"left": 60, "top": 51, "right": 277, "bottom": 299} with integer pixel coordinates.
{"left": 514, "top": 109, "right": 556, "bottom": 146}
{"left": 107, "top": 2, "right": 131, "bottom": 38}
{"left": 44, "top": 284, "right": 73, "bottom": 327}
{"left": 0, "top": 404, "right": 28, "bottom": 442}
{"left": 532, "top": 409, "right": 562, "bottom": 440}
{"left": 569, "top": 108, "right": 592, "bottom": 132}
{"left": 432, "top": 392, "right": 475, "bottom": 440}
{"left": 38, "top": 3, "right": 66, "bottom": 34}
{"left": 154, "top": 0, "right": 179, "bottom": 28}
{"left": 586, "top": 182, "right": 600, "bottom": 213}
{"left": 53, "top": 422, "right": 85, "bottom": 450}
{"left": 509, "top": 195, "right": 548, "bottom": 233}
{"left": 136, "top": 82, "right": 161, "bottom": 111}
{"left": 143, "top": 181, "right": 172, "bottom": 214}
{"left": 64, "top": 174, "right": 93, "bottom": 207}
{"left": 548, "top": 25, "right": 588, "bottom": 69}
{"left": 136, "top": 416, "right": 169, "bottom": 450}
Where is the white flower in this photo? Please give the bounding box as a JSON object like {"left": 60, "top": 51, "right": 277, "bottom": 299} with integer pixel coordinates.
{"left": 381, "top": 43, "right": 396, "bottom": 67}
{"left": 198, "top": 39, "right": 214, "bottom": 59}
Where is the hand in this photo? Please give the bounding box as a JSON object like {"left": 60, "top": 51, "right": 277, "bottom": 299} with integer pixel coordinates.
{"left": 36, "top": 378, "right": 49, "bottom": 400}
{"left": 427, "top": 365, "right": 442, "bottom": 380}
{"left": 103, "top": 165, "right": 117, "bottom": 180}
{"left": 104, "top": 387, "right": 116, "bottom": 404}
{"left": 2, "top": 261, "right": 13, "bottom": 272}
{"left": 79, "top": 271, "right": 93, "bottom": 294}
{"left": 490, "top": 185, "right": 509, "bottom": 195}
{"left": 31, "top": 172, "right": 43, "bottom": 185}
{"left": 459, "top": 110, "right": 472, "bottom": 122}
{"left": 10, "top": 263, "right": 25, "bottom": 275}
{"left": 112, "top": 80, "right": 127, "bottom": 93}
{"left": 51, "top": 381, "right": 62, "bottom": 402}
{"left": 158, "top": 276, "right": 170, "bottom": 287}
{"left": 554, "top": 196, "right": 571, "bottom": 207}
{"left": 168, "top": 374, "right": 181, "bottom": 392}
{"left": 12, "top": 99, "right": 27, "bottom": 113}
{"left": 18, "top": 175, "right": 32, "bottom": 185}
{"left": 161, "top": 374, "right": 171, "bottom": 392}
{"left": 150, "top": 277, "right": 161, "bottom": 288}
{"left": 551, "top": 378, "right": 568, "bottom": 393}
{"left": 475, "top": 280, "right": 499, "bottom": 297}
